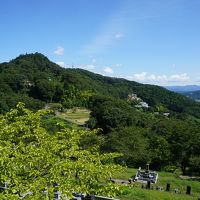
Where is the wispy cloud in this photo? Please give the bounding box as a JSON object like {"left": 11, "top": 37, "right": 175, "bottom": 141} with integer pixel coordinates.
{"left": 80, "top": 5, "right": 126, "bottom": 55}
{"left": 78, "top": 64, "right": 96, "bottom": 71}
{"left": 81, "top": 34, "right": 117, "bottom": 55}
{"left": 127, "top": 72, "right": 190, "bottom": 85}
{"left": 79, "top": 1, "right": 160, "bottom": 56}
{"left": 115, "top": 63, "right": 122, "bottom": 67}
{"left": 103, "top": 67, "right": 113, "bottom": 74}
{"left": 56, "top": 61, "right": 65, "bottom": 67}
{"left": 54, "top": 46, "right": 64, "bottom": 55}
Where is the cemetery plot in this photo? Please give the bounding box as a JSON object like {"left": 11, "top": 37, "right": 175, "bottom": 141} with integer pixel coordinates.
{"left": 133, "top": 164, "right": 158, "bottom": 184}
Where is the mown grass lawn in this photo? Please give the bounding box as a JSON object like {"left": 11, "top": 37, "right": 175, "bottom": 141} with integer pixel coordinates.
{"left": 120, "top": 187, "right": 198, "bottom": 200}
{"left": 115, "top": 168, "right": 200, "bottom": 200}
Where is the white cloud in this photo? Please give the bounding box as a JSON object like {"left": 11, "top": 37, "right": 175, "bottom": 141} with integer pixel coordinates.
{"left": 130, "top": 72, "right": 190, "bottom": 84}
{"left": 115, "top": 63, "right": 122, "bottom": 67}
{"left": 78, "top": 64, "right": 96, "bottom": 71}
{"left": 133, "top": 72, "right": 147, "bottom": 81}
{"left": 54, "top": 46, "right": 64, "bottom": 55}
{"left": 56, "top": 61, "right": 65, "bottom": 67}
{"left": 103, "top": 67, "right": 113, "bottom": 74}
{"left": 115, "top": 32, "right": 123, "bottom": 39}
{"left": 170, "top": 73, "right": 189, "bottom": 82}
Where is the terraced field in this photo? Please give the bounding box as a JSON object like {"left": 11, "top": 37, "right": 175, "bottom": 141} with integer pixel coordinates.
{"left": 56, "top": 108, "right": 90, "bottom": 125}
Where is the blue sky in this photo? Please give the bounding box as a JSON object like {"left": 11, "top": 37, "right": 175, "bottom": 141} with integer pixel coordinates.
{"left": 1, "top": 0, "right": 200, "bottom": 86}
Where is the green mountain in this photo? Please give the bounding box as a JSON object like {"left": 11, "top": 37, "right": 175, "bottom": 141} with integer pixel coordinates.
{"left": 0, "top": 52, "right": 199, "bottom": 117}
{"left": 0, "top": 53, "right": 200, "bottom": 116}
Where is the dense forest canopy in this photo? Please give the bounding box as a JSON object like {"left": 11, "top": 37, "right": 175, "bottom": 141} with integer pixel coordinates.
{"left": 1, "top": 53, "right": 200, "bottom": 174}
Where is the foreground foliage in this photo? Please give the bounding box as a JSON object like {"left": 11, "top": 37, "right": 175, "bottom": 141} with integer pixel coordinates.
{"left": 0, "top": 103, "right": 123, "bottom": 199}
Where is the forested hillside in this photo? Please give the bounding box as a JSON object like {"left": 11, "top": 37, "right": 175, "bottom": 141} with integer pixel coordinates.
{"left": 1, "top": 53, "right": 200, "bottom": 174}
{"left": 0, "top": 53, "right": 200, "bottom": 116}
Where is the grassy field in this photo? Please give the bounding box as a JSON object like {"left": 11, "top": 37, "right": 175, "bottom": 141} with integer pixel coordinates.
{"left": 56, "top": 108, "right": 90, "bottom": 125}
{"left": 120, "top": 187, "right": 198, "bottom": 200}
{"left": 115, "top": 168, "right": 200, "bottom": 200}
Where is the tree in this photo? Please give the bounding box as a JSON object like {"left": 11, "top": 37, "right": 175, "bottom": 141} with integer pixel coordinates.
{"left": 0, "top": 103, "right": 123, "bottom": 199}
{"left": 189, "top": 156, "right": 200, "bottom": 174}
{"left": 89, "top": 99, "right": 139, "bottom": 133}
{"left": 32, "top": 79, "right": 56, "bottom": 102}
{"left": 105, "top": 126, "right": 149, "bottom": 167}
{"left": 147, "top": 135, "right": 171, "bottom": 170}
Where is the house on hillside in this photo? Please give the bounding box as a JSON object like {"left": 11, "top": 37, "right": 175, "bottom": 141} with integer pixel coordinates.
{"left": 163, "top": 112, "right": 170, "bottom": 117}
{"left": 135, "top": 101, "right": 149, "bottom": 108}
{"left": 127, "top": 93, "right": 149, "bottom": 109}
{"left": 127, "top": 93, "right": 141, "bottom": 101}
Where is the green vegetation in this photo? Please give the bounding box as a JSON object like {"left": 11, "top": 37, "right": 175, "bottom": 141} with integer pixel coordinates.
{"left": 87, "top": 95, "right": 200, "bottom": 173}
{"left": 0, "top": 103, "right": 123, "bottom": 199}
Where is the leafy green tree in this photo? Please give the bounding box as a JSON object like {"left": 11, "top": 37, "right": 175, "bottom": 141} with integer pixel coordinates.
{"left": 105, "top": 126, "right": 149, "bottom": 167}
{"left": 89, "top": 99, "right": 138, "bottom": 133}
{"left": 32, "top": 79, "right": 56, "bottom": 102}
{"left": 0, "top": 103, "right": 123, "bottom": 199}
{"left": 151, "top": 118, "right": 200, "bottom": 173}
{"left": 147, "top": 135, "right": 171, "bottom": 170}
{"left": 189, "top": 156, "right": 200, "bottom": 174}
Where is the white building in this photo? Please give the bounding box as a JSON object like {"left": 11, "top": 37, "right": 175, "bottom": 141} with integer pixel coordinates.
{"left": 135, "top": 101, "right": 149, "bottom": 108}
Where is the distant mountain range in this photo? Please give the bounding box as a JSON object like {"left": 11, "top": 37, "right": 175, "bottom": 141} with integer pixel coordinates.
{"left": 165, "top": 85, "right": 200, "bottom": 92}
{"left": 165, "top": 85, "right": 200, "bottom": 100}
{"left": 181, "top": 90, "right": 200, "bottom": 100}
